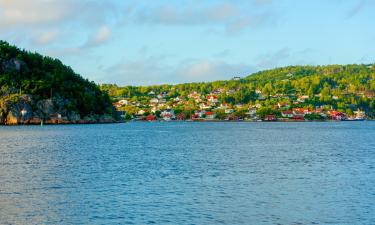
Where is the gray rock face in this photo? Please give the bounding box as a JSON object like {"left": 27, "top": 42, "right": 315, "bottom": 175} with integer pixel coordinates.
{"left": 36, "top": 99, "right": 54, "bottom": 119}
{"left": 1, "top": 94, "right": 33, "bottom": 125}
{"left": 0, "top": 58, "right": 25, "bottom": 72}
{"left": 0, "top": 93, "right": 115, "bottom": 125}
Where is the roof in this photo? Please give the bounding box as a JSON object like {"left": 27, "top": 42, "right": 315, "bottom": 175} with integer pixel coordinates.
{"left": 282, "top": 110, "right": 293, "bottom": 114}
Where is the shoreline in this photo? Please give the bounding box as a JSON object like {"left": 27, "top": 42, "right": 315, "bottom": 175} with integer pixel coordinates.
{"left": 1, "top": 119, "right": 372, "bottom": 126}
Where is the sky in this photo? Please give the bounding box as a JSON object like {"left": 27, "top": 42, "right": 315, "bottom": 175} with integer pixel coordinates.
{"left": 0, "top": 0, "right": 374, "bottom": 86}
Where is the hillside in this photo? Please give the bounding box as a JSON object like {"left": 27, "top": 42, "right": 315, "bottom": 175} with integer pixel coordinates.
{"left": 0, "top": 41, "right": 113, "bottom": 125}
{"left": 103, "top": 64, "right": 375, "bottom": 120}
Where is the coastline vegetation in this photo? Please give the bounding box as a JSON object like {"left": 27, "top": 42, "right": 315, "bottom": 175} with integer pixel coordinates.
{"left": 103, "top": 64, "right": 375, "bottom": 121}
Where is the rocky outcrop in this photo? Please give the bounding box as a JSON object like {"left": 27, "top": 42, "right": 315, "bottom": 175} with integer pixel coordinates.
{"left": 0, "top": 94, "right": 33, "bottom": 125}
{"left": 0, "top": 58, "right": 25, "bottom": 73}
{"left": 0, "top": 94, "right": 116, "bottom": 125}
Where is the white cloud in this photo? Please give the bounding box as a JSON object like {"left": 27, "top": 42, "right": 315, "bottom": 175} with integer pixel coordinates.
{"left": 0, "top": 0, "right": 70, "bottom": 27}
{"left": 133, "top": 1, "right": 277, "bottom": 34}
{"left": 104, "top": 56, "right": 254, "bottom": 85}
{"left": 84, "top": 26, "right": 112, "bottom": 48}
{"left": 33, "top": 30, "right": 60, "bottom": 45}
{"left": 176, "top": 60, "right": 253, "bottom": 81}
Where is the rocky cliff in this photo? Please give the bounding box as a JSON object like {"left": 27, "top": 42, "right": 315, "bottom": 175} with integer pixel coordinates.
{"left": 0, "top": 40, "right": 115, "bottom": 125}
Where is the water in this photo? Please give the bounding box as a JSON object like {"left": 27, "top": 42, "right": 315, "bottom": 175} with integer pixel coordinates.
{"left": 0, "top": 122, "right": 374, "bottom": 224}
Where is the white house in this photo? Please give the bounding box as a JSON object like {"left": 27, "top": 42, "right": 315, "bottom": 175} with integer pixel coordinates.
{"left": 150, "top": 98, "right": 159, "bottom": 104}
{"left": 118, "top": 99, "right": 129, "bottom": 105}
{"left": 161, "top": 109, "right": 175, "bottom": 121}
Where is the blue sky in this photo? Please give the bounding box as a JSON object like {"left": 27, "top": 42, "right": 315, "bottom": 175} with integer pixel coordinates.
{"left": 0, "top": 0, "right": 374, "bottom": 85}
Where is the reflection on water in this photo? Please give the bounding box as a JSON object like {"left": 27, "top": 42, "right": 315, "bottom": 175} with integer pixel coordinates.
{"left": 1, "top": 122, "right": 375, "bottom": 224}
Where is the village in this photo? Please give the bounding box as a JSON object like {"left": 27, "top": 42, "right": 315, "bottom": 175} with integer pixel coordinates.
{"left": 112, "top": 88, "right": 367, "bottom": 122}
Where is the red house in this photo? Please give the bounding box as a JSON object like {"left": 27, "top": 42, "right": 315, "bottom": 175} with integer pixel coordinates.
{"left": 329, "top": 111, "right": 346, "bottom": 120}
{"left": 264, "top": 115, "right": 276, "bottom": 121}
{"left": 176, "top": 114, "right": 185, "bottom": 120}
{"left": 205, "top": 111, "right": 216, "bottom": 120}
{"left": 146, "top": 114, "right": 156, "bottom": 121}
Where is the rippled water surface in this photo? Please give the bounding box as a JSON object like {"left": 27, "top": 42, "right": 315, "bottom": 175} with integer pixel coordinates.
{"left": 1, "top": 122, "right": 375, "bottom": 224}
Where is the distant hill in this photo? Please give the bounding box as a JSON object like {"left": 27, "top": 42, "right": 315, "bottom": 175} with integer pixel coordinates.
{"left": 0, "top": 40, "right": 113, "bottom": 124}
{"left": 102, "top": 64, "right": 375, "bottom": 118}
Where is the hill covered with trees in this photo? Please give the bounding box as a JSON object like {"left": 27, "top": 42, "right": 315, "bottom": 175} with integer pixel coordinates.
{"left": 103, "top": 64, "right": 375, "bottom": 120}
{"left": 0, "top": 40, "right": 113, "bottom": 125}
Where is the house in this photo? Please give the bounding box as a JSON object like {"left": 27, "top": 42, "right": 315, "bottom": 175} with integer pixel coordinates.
{"left": 354, "top": 109, "right": 366, "bottom": 119}
{"left": 255, "top": 89, "right": 262, "bottom": 94}
{"left": 232, "top": 76, "right": 241, "bottom": 81}
{"left": 156, "top": 92, "right": 168, "bottom": 99}
{"left": 264, "top": 115, "right": 276, "bottom": 121}
{"left": 212, "top": 88, "right": 224, "bottom": 94}
{"left": 205, "top": 111, "right": 216, "bottom": 120}
{"left": 332, "top": 96, "right": 339, "bottom": 100}
{"left": 293, "top": 108, "right": 312, "bottom": 116}
{"left": 188, "top": 92, "right": 201, "bottom": 101}
{"left": 200, "top": 103, "right": 211, "bottom": 110}
{"left": 297, "top": 95, "right": 309, "bottom": 103}
{"left": 193, "top": 110, "right": 206, "bottom": 118}
{"left": 176, "top": 114, "right": 185, "bottom": 120}
{"left": 146, "top": 114, "right": 156, "bottom": 121}
{"left": 328, "top": 110, "right": 346, "bottom": 121}
{"left": 158, "top": 99, "right": 167, "bottom": 104}
{"left": 148, "top": 91, "right": 155, "bottom": 95}
{"left": 113, "top": 102, "right": 122, "bottom": 108}
{"left": 248, "top": 107, "right": 257, "bottom": 117}
{"left": 137, "top": 109, "right": 146, "bottom": 115}
{"left": 118, "top": 99, "right": 129, "bottom": 105}
{"left": 206, "top": 95, "right": 219, "bottom": 104}
{"left": 293, "top": 115, "right": 305, "bottom": 121}
{"left": 281, "top": 110, "right": 294, "bottom": 118}
{"left": 161, "top": 109, "right": 175, "bottom": 121}
{"left": 314, "top": 108, "right": 327, "bottom": 118}
{"left": 218, "top": 103, "right": 229, "bottom": 109}
{"left": 226, "top": 89, "right": 236, "bottom": 94}
{"left": 150, "top": 98, "right": 159, "bottom": 104}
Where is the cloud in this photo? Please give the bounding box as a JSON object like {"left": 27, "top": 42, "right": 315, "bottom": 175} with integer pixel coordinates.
{"left": 103, "top": 55, "right": 173, "bottom": 85}
{"left": 104, "top": 56, "right": 254, "bottom": 85}
{"left": 132, "top": 1, "right": 277, "bottom": 34}
{"left": 0, "top": 0, "right": 117, "bottom": 28}
{"left": 0, "top": 0, "right": 70, "bottom": 27}
{"left": 32, "top": 30, "right": 60, "bottom": 45}
{"left": 225, "top": 12, "right": 276, "bottom": 35}
{"left": 84, "top": 26, "right": 112, "bottom": 48}
{"left": 176, "top": 60, "right": 253, "bottom": 81}
{"left": 135, "top": 3, "right": 237, "bottom": 26}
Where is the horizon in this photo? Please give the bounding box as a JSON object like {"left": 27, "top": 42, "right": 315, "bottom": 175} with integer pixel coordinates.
{"left": 0, "top": 0, "right": 374, "bottom": 86}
